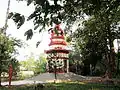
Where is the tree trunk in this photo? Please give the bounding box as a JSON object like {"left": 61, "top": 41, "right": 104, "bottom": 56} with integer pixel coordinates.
{"left": 116, "top": 39, "right": 120, "bottom": 75}
{"left": 0, "top": 72, "right": 2, "bottom": 86}
{"left": 105, "top": 25, "right": 116, "bottom": 78}
{"left": 54, "top": 65, "right": 57, "bottom": 80}
{"left": 54, "top": 65, "right": 57, "bottom": 83}
{"left": 0, "top": 59, "right": 2, "bottom": 87}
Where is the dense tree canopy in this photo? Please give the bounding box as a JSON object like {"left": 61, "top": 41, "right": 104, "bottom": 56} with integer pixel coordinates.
{"left": 20, "top": 54, "right": 47, "bottom": 75}
{"left": 70, "top": 5, "right": 120, "bottom": 76}
{"left": 8, "top": 0, "right": 120, "bottom": 78}
{"left": 0, "top": 33, "right": 22, "bottom": 86}
{"left": 9, "top": 0, "right": 119, "bottom": 37}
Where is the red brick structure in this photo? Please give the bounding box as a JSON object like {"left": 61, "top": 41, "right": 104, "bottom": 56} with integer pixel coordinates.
{"left": 45, "top": 24, "right": 70, "bottom": 73}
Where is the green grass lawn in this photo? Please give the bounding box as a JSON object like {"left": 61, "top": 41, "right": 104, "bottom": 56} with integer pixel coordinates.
{"left": 0, "top": 82, "right": 120, "bottom": 90}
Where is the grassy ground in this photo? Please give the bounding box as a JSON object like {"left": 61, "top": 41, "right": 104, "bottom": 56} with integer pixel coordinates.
{"left": 0, "top": 82, "right": 120, "bottom": 90}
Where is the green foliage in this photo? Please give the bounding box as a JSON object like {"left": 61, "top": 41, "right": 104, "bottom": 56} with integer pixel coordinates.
{"left": 8, "top": 12, "right": 25, "bottom": 29}
{"left": 11, "top": 0, "right": 120, "bottom": 30}
{"left": 36, "top": 41, "right": 41, "bottom": 48}
{"left": 8, "top": 0, "right": 120, "bottom": 77}
{"left": 0, "top": 34, "right": 21, "bottom": 73}
{"left": 0, "top": 34, "right": 22, "bottom": 85}
{"left": 69, "top": 0, "right": 120, "bottom": 75}
{"left": 70, "top": 11, "right": 120, "bottom": 76}
{"left": 10, "top": 58, "right": 20, "bottom": 75}
{"left": 24, "top": 29, "right": 33, "bottom": 40}
{"left": 34, "top": 55, "right": 47, "bottom": 74}
{"left": 18, "top": 71, "right": 34, "bottom": 80}
{"left": 20, "top": 57, "right": 35, "bottom": 71}
{"left": 20, "top": 54, "right": 47, "bottom": 75}
{"left": 65, "top": 35, "right": 72, "bottom": 43}
{"left": 9, "top": 0, "right": 81, "bottom": 40}
{"left": 45, "top": 83, "right": 120, "bottom": 90}
{"left": 70, "top": 17, "right": 105, "bottom": 75}
{"left": 117, "top": 52, "right": 120, "bottom": 58}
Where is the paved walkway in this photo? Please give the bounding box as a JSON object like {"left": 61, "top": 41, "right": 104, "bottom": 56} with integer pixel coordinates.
{"left": 2, "top": 80, "right": 44, "bottom": 86}
{"left": 2, "top": 72, "right": 90, "bottom": 86}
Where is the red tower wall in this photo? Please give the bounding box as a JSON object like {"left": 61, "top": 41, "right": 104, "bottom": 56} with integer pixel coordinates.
{"left": 45, "top": 24, "right": 70, "bottom": 73}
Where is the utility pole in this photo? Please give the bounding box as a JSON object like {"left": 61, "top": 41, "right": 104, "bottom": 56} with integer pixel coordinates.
{"left": 2, "top": 0, "right": 11, "bottom": 35}
{"left": 0, "top": 0, "right": 11, "bottom": 86}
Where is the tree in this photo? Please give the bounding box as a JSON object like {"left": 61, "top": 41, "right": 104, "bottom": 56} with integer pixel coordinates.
{"left": 0, "top": 34, "right": 22, "bottom": 86}
{"left": 70, "top": 17, "right": 104, "bottom": 75}
{"left": 20, "top": 54, "right": 47, "bottom": 75}
{"left": 8, "top": 0, "right": 119, "bottom": 34}
{"left": 48, "top": 52, "right": 64, "bottom": 82}
{"left": 68, "top": 1, "right": 120, "bottom": 77}
{"left": 10, "top": 58, "right": 20, "bottom": 76}
{"left": 20, "top": 56, "right": 36, "bottom": 71}
{"left": 34, "top": 54, "right": 47, "bottom": 74}
{"left": 8, "top": 0, "right": 83, "bottom": 40}
{"left": 9, "top": 0, "right": 120, "bottom": 78}
{"left": 70, "top": 14, "right": 120, "bottom": 76}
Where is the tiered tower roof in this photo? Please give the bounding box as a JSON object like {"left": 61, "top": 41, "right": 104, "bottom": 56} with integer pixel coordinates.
{"left": 45, "top": 24, "right": 69, "bottom": 54}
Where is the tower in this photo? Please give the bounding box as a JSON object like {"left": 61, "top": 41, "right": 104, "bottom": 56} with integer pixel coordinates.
{"left": 45, "top": 24, "right": 70, "bottom": 73}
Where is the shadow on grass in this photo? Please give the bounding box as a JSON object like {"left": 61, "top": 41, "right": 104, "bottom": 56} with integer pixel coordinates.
{"left": 46, "top": 82, "right": 120, "bottom": 90}
{"left": 0, "top": 82, "right": 120, "bottom": 90}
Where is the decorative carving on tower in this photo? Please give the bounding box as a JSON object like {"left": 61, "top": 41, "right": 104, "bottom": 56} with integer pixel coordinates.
{"left": 45, "top": 24, "right": 70, "bottom": 73}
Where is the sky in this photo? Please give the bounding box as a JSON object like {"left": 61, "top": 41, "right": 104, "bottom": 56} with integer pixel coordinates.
{"left": 0, "top": 0, "right": 119, "bottom": 61}
{"left": 0, "top": 0, "right": 51, "bottom": 61}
